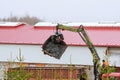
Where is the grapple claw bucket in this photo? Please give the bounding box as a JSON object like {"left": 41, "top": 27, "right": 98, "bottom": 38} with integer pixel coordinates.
{"left": 42, "top": 34, "right": 67, "bottom": 59}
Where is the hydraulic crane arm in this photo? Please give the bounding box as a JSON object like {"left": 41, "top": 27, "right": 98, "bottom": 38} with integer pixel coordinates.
{"left": 57, "top": 24, "right": 101, "bottom": 80}
{"left": 42, "top": 24, "right": 101, "bottom": 80}
{"left": 57, "top": 24, "right": 100, "bottom": 61}
{"left": 56, "top": 24, "right": 100, "bottom": 62}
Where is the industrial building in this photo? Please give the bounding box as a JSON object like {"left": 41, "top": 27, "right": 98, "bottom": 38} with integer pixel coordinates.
{"left": 0, "top": 22, "right": 120, "bottom": 80}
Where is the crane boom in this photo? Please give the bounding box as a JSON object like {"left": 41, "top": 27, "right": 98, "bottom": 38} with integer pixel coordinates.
{"left": 57, "top": 24, "right": 100, "bottom": 60}
{"left": 57, "top": 24, "right": 101, "bottom": 80}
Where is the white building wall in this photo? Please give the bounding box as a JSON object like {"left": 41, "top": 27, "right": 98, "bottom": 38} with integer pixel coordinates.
{"left": 109, "top": 48, "right": 120, "bottom": 66}
{"left": 2, "top": 44, "right": 120, "bottom": 80}
{"left": 0, "top": 44, "right": 107, "bottom": 65}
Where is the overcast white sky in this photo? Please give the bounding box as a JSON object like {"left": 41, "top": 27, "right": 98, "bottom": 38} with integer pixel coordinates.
{"left": 0, "top": 0, "right": 120, "bottom": 23}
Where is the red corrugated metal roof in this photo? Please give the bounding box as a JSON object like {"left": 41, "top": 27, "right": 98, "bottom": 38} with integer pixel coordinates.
{"left": 0, "top": 23, "right": 120, "bottom": 47}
